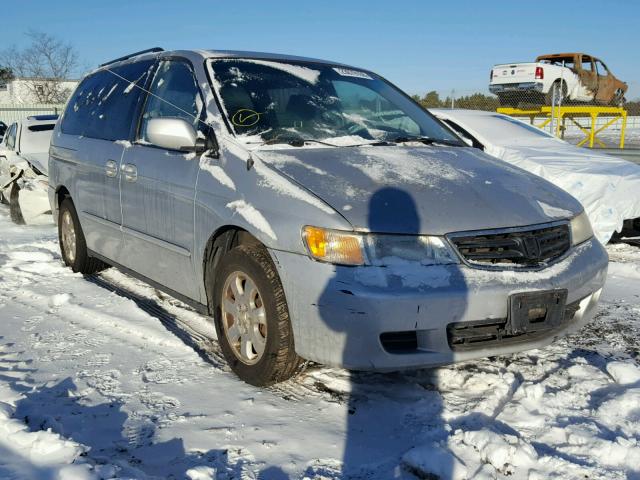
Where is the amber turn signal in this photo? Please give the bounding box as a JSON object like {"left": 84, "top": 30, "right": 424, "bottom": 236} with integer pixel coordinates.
{"left": 302, "top": 226, "right": 365, "bottom": 266}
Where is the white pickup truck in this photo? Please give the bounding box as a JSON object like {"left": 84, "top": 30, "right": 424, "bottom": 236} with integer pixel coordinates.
{"left": 489, "top": 53, "right": 627, "bottom": 107}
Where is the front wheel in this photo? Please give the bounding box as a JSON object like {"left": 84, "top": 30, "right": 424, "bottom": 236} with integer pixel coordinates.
{"left": 212, "top": 244, "right": 304, "bottom": 386}
{"left": 612, "top": 89, "right": 626, "bottom": 107}
{"left": 58, "top": 198, "right": 107, "bottom": 274}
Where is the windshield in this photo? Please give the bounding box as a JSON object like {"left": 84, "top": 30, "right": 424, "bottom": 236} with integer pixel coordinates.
{"left": 208, "top": 58, "right": 462, "bottom": 147}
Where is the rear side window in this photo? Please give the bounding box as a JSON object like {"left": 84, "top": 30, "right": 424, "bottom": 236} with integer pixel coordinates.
{"left": 61, "top": 60, "right": 154, "bottom": 140}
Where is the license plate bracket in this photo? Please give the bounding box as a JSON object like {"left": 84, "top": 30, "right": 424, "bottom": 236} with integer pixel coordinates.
{"left": 507, "top": 289, "right": 568, "bottom": 335}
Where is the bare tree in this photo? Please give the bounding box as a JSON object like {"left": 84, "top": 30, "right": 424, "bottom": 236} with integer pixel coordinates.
{"left": 0, "top": 31, "right": 79, "bottom": 103}
{"left": 0, "top": 66, "right": 13, "bottom": 83}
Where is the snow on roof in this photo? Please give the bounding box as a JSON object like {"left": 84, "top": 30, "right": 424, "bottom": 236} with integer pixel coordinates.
{"left": 196, "top": 49, "right": 352, "bottom": 67}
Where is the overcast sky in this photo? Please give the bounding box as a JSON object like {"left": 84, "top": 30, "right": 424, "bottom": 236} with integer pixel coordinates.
{"left": 4, "top": 0, "right": 639, "bottom": 98}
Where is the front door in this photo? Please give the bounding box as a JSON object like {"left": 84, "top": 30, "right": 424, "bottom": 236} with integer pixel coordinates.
{"left": 577, "top": 55, "right": 598, "bottom": 100}
{"left": 594, "top": 59, "right": 616, "bottom": 104}
{"left": 119, "top": 59, "right": 205, "bottom": 300}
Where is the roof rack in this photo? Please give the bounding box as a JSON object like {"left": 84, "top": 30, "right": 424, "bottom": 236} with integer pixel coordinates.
{"left": 99, "top": 47, "right": 164, "bottom": 67}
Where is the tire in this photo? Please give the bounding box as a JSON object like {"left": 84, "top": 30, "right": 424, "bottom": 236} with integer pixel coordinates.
{"left": 212, "top": 244, "right": 304, "bottom": 386}
{"left": 9, "top": 183, "right": 25, "bottom": 225}
{"left": 545, "top": 81, "right": 567, "bottom": 106}
{"left": 612, "top": 89, "right": 626, "bottom": 107}
{"left": 58, "top": 197, "right": 107, "bottom": 274}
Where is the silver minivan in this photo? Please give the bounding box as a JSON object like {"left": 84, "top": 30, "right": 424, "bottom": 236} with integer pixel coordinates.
{"left": 49, "top": 48, "right": 608, "bottom": 386}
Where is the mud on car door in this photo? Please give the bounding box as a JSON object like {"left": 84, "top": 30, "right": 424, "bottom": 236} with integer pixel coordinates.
{"left": 119, "top": 58, "right": 204, "bottom": 300}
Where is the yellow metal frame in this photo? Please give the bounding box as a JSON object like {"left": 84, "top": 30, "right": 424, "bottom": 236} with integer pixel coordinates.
{"left": 496, "top": 106, "right": 627, "bottom": 148}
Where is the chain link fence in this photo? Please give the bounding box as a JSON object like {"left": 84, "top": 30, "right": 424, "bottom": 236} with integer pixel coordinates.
{"left": 0, "top": 104, "right": 65, "bottom": 126}
{"left": 413, "top": 88, "right": 640, "bottom": 149}
{"left": 1, "top": 92, "right": 638, "bottom": 149}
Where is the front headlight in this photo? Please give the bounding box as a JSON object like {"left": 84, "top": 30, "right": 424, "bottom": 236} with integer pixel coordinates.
{"left": 302, "top": 226, "right": 459, "bottom": 266}
{"left": 570, "top": 211, "right": 594, "bottom": 246}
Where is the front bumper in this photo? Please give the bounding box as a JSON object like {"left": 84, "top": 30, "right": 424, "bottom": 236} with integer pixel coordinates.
{"left": 271, "top": 238, "right": 608, "bottom": 370}
{"left": 490, "top": 82, "right": 544, "bottom": 94}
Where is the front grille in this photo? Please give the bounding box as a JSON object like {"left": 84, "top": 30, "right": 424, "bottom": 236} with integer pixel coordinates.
{"left": 449, "top": 224, "right": 570, "bottom": 268}
{"left": 447, "top": 297, "right": 583, "bottom": 351}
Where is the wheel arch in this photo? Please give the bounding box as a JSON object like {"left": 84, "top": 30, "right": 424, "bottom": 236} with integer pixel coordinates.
{"left": 202, "top": 225, "right": 263, "bottom": 314}
{"left": 55, "top": 185, "right": 71, "bottom": 208}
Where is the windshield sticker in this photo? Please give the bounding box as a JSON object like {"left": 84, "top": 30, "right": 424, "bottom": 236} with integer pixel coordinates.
{"left": 231, "top": 109, "right": 262, "bottom": 127}
{"left": 333, "top": 67, "right": 373, "bottom": 80}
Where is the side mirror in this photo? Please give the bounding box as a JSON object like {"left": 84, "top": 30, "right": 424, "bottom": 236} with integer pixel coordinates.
{"left": 146, "top": 117, "right": 205, "bottom": 154}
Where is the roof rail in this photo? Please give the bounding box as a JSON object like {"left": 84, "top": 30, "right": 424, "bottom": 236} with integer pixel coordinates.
{"left": 100, "top": 47, "right": 164, "bottom": 67}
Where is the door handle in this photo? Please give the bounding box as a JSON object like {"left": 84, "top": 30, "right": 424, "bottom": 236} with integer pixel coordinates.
{"left": 105, "top": 160, "right": 118, "bottom": 178}
{"left": 121, "top": 163, "right": 138, "bottom": 182}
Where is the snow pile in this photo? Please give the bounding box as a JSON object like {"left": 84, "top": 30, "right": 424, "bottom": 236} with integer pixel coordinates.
{"left": 402, "top": 443, "right": 469, "bottom": 479}
{"left": 1, "top": 206, "right": 640, "bottom": 479}
{"left": 0, "top": 360, "right": 95, "bottom": 479}
{"left": 607, "top": 361, "right": 640, "bottom": 384}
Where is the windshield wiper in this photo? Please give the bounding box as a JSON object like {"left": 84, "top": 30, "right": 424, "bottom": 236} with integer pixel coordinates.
{"left": 391, "top": 136, "right": 463, "bottom": 147}
{"left": 259, "top": 137, "right": 394, "bottom": 148}
{"left": 262, "top": 138, "right": 339, "bottom": 147}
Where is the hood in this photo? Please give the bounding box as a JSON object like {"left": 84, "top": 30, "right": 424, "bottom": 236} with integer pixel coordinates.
{"left": 21, "top": 152, "right": 49, "bottom": 176}
{"left": 255, "top": 146, "right": 582, "bottom": 235}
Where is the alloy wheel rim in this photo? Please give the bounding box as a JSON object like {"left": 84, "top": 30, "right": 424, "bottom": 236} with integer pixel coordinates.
{"left": 221, "top": 271, "right": 267, "bottom": 365}
{"left": 61, "top": 211, "right": 77, "bottom": 263}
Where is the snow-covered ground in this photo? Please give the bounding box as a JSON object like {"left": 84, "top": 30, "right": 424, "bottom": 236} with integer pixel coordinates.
{"left": 1, "top": 206, "right": 639, "bottom": 480}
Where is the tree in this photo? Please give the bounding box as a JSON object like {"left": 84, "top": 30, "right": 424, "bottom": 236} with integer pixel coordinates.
{"left": 625, "top": 99, "right": 640, "bottom": 116}
{"left": 0, "top": 66, "right": 14, "bottom": 83}
{"left": 0, "top": 31, "right": 79, "bottom": 103}
{"left": 416, "top": 90, "right": 445, "bottom": 109}
{"left": 453, "top": 92, "right": 499, "bottom": 111}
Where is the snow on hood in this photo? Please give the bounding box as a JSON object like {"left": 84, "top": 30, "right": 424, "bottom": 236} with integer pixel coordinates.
{"left": 486, "top": 141, "right": 640, "bottom": 243}
{"left": 256, "top": 146, "right": 582, "bottom": 235}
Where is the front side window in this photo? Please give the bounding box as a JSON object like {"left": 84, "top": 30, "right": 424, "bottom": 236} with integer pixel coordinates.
{"left": 139, "top": 60, "right": 203, "bottom": 142}
{"left": 595, "top": 60, "right": 609, "bottom": 77}
{"left": 208, "top": 58, "right": 460, "bottom": 146}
